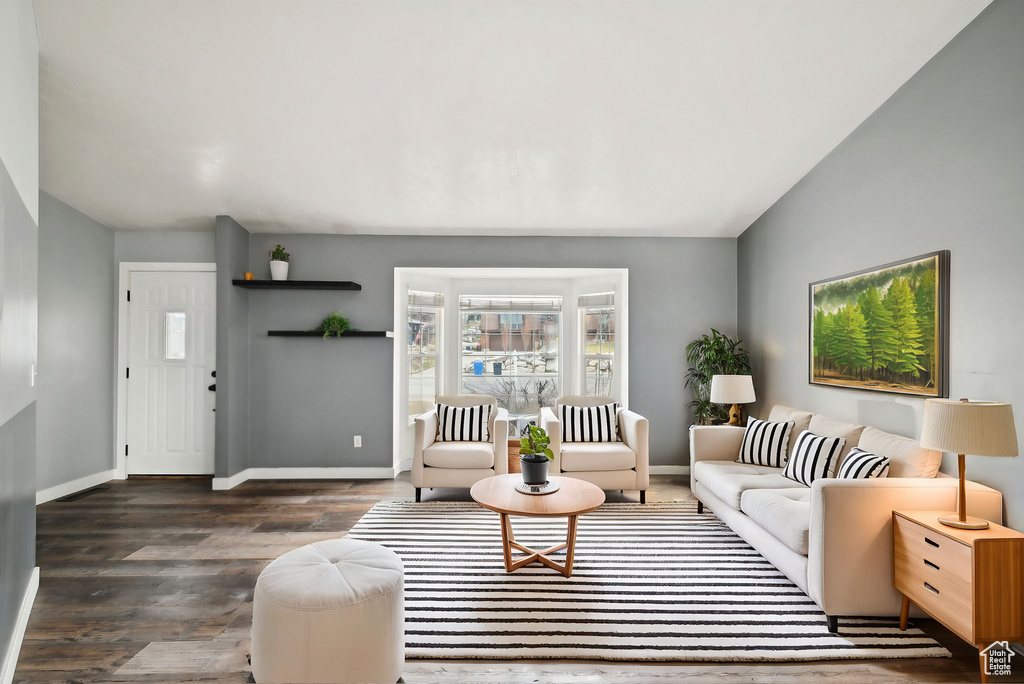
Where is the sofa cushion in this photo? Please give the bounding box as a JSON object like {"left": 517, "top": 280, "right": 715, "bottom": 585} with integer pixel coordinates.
{"left": 858, "top": 426, "right": 941, "bottom": 478}
{"left": 740, "top": 488, "right": 812, "bottom": 556}
{"left": 737, "top": 417, "right": 795, "bottom": 467}
{"left": 837, "top": 447, "right": 890, "bottom": 479}
{"left": 808, "top": 414, "right": 865, "bottom": 473}
{"left": 693, "top": 461, "right": 798, "bottom": 510}
{"left": 436, "top": 403, "right": 492, "bottom": 442}
{"left": 560, "top": 442, "right": 635, "bottom": 472}
{"left": 767, "top": 405, "right": 814, "bottom": 456}
{"left": 560, "top": 402, "right": 621, "bottom": 442}
{"left": 783, "top": 430, "right": 846, "bottom": 486}
{"left": 423, "top": 442, "right": 494, "bottom": 469}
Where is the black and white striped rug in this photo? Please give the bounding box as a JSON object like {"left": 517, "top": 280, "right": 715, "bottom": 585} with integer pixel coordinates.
{"left": 347, "top": 501, "right": 949, "bottom": 661}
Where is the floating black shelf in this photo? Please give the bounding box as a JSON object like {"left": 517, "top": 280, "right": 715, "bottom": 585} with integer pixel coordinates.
{"left": 268, "top": 330, "right": 394, "bottom": 338}
{"left": 232, "top": 279, "right": 361, "bottom": 291}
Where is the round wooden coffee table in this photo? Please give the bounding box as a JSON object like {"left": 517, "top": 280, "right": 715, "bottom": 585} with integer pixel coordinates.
{"left": 470, "top": 474, "right": 605, "bottom": 577}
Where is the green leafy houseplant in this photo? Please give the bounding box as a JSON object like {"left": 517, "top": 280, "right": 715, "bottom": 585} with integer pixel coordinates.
{"left": 519, "top": 424, "right": 554, "bottom": 486}
{"left": 519, "top": 425, "right": 554, "bottom": 461}
{"left": 317, "top": 311, "right": 351, "bottom": 339}
{"left": 269, "top": 244, "right": 290, "bottom": 262}
{"left": 685, "top": 328, "right": 752, "bottom": 425}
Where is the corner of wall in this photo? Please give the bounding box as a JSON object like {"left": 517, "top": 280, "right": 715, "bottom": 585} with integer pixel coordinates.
{"left": 214, "top": 217, "right": 251, "bottom": 480}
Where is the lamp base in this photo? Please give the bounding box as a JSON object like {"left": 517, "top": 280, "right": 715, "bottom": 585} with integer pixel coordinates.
{"left": 726, "top": 404, "right": 743, "bottom": 426}
{"left": 938, "top": 514, "right": 990, "bottom": 530}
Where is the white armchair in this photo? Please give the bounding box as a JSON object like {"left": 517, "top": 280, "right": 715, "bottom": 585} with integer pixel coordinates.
{"left": 412, "top": 394, "right": 509, "bottom": 502}
{"left": 540, "top": 396, "right": 650, "bottom": 503}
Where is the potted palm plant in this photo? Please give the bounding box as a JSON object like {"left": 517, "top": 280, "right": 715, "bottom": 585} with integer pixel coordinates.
{"left": 685, "top": 328, "right": 752, "bottom": 425}
{"left": 269, "top": 244, "right": 290, "bottom": 281}
{"left": 519, "top": 425, "right": 554, "bottom": 485}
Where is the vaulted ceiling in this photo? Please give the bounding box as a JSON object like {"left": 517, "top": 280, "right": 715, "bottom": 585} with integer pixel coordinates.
{"left": 35, "top": 0, "right": 989, "bottom": 235}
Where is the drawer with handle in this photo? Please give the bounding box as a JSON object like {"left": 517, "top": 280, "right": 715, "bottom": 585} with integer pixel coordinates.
{"left": 893, "top": 515, "right": 973, "bottom": 641}
{"left": 893, "top": 514, "right": 972, "bottom": 583}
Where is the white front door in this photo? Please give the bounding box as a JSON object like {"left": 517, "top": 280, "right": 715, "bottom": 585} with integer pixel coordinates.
{"left": 126, "top": 271, "right": 216, "bottom": 474}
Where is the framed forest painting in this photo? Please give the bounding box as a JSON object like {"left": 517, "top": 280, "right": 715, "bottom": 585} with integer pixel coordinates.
{"left": 809, "top": 250, "right": 949, "bottom": 397}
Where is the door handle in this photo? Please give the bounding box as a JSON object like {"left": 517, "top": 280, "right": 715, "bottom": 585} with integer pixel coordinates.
{"left": 208, "top": 384, "right": 216, "bottom": 392}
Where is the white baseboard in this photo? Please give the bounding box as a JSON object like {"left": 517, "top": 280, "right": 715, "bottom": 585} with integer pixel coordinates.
{"left": 211, "top": 469, "right": 251, "bottom": 491}
{"left": 650, "top": 465, "right": 690, "bottom": 476}
{"left": 212, "top": 467, "right": 399, "bottom": 491}
{"left": 397, "top": 458, "right": 413, "bottom": 473}
{"left": 1, "top": 566, "right": 39, "bottom": 684}
{"left": 36, "top": 469, "right": 117, "bottom": 505}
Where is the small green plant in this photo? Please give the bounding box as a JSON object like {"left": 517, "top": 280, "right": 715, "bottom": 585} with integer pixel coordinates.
{"left": 269, "top": 244, "right": 290, "bottom": 262}
{"left": 519, "top": 425, "right": 553, "bottom": 461}
{"left": 317, "top": 311, "right": 351, "bottom": 339}
{"left": 685, "top": 328, "right": 752, "bottom": 425}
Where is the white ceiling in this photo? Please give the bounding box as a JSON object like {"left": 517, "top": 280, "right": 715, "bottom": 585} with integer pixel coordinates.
{"left": 35, "top": 0, "right": 989, "bottom": 236}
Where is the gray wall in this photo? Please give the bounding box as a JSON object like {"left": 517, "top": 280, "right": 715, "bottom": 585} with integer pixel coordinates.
{"left": 0, "top": 164, "right": 37, "bottom": 668}
{"left": 0, "top": 0, "right": 38, "bottom": 662}
{"left": 37, "top": 192, "right": 116, "bottom": 491}
{"left": 738, "top": 1, "right": 1024, "bottom": 526}
{"left": 239, "top": 234, "right": 736, "bottom": 472}
{"left": 214, "top": 217, "right": 251, "bottom": 478}
{"left": 114, "top": 230, "right": 215, "bottom": 264}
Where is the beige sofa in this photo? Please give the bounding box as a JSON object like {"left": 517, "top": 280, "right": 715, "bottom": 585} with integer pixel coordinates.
{"left": 689, "top": 405, "right": 1004, "bottom": 632}
{"left": 413, "top": 394, "right": 509, "bottom": 502}
{"left": 540, "top": 396, "right": 650, "bottom": 502}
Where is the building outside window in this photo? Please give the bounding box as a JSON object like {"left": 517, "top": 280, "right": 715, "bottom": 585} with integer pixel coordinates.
{"left": 580, "top": 292, "right": 614, "bottom": 396}
{"left": 459, "top": 295, "right": 561, "bottom": 434}
{"left": 407, "top": 290, "right": 443, "bottom": 418}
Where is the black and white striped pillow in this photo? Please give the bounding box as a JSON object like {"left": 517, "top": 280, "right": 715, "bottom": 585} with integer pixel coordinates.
{"left": 837, "top": 447, "right": 890, "bottom": 479}
{"left": 436, "top": 403, "right": 492, "bottom": 442}
{"left": 783, "top": 430, "right": 846, "bottom": 486}
{"left": 737, "top": 418, "right": 795, "bottom": 467}
{"left": 560, "top": 403, "right": 621, "bottom": 442}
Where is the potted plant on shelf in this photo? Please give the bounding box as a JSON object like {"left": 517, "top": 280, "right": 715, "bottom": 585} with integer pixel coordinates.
{"left": 269, "top": 244, "right": 290, "bottom": 281}
{"left": 685, "top": 328, "right": 752, "bottom": 425}
{"left": 519, "top": 425, "right": 554, "bottom": 485}
{"left": 317, "top": 311, "right": 351, "bottom": 339}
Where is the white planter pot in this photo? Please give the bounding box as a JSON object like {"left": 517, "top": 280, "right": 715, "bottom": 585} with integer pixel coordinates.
{"left": 269, "top": 260, "right": 289, "bottom": 281}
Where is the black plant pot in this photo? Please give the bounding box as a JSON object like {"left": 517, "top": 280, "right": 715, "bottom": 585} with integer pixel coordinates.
{"left": 520, "top": 455, "right": 550, "bottom": 485}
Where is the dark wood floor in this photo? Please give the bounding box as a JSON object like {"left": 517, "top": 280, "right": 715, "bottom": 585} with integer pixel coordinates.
{"left": 14, "top": 473, "right": 1009, "bottom": 683}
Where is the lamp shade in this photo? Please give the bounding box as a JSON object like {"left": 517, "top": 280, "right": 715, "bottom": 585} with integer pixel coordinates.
{"left": 920, "top": 399, "right": 1018, "bottom": 457}
{"left": 710, "top": 375, "right": 756, "bottom": 404}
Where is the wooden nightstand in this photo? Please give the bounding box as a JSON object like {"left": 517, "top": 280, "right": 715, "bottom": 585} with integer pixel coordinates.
{"left": 893, "top": 510, "right": 1024, "bottom": 682}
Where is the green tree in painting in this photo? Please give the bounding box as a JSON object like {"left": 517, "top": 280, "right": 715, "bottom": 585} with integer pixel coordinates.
{"left": 915, "top": 269, "right": 937, "bottom": 387}
{"left": 829, "top": 304, "right": 870, "bottom": 377}
{"left": 813, "top": 308, "right": 834, "bottom": 371}
{"left": 883, "top": 277, "right": 924, "bottom": 382}
{"left": 858, "top": 286, "right": 895, "bottom": 376}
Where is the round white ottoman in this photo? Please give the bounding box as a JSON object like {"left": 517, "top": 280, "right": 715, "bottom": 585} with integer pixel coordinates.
{"left": 251, "top": 538, "right": 404, "bottom": 684}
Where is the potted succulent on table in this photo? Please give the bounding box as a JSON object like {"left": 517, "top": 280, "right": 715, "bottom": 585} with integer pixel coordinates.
{"left": 519, "top": 425, "right": 554, "bottom": 485}
{"left": 269, "top": 244, "right": 290, "bottom": 281}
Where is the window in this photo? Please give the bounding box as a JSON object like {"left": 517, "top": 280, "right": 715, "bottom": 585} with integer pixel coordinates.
{"left": 408, "top": 290, "right": 442, "bottom": 418}
{"left": 459, "top": 295, "right": 561, "bottom": 434}
{"left": 580, "top": 292, "right": 614, "bottom": 396}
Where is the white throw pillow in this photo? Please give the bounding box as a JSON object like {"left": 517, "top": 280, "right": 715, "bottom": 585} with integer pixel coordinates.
{"left": 560, "top": 403, "right": 621, "bottom": 442}
{"left": 436, "top": 403, "right": 492, "bottom": 442}
{"left": 737, "top": 417, "right": 795, "bottom": 467}
{"left": 783, "top": 430, "right": 847, "bottom": 486}
{"left": 837, "top": 447, "right": 890, "bottom": 479}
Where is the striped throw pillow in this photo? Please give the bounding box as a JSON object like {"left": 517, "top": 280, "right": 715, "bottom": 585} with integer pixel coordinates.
{"left": 737, "top": 417, "right": 795, "bottom": 467}
{"left": 560, "top": 402, "right": 621, "bottom": 442}
{"left": 783, "top": 430, "right": 847, "bottom": 486}
{"left": 837, "top": 447, "right": 890, "bottom": 479}
{"left": 436, "top": 403, "right": 492, "bottom": 442}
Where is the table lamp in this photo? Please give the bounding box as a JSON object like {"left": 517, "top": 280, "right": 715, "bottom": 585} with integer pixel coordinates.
{"left": 920, "top": 398, "right": 1018, "bottom": 530}
{"left": 710, "top": 375, "right": 756, "bottom": 426}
